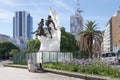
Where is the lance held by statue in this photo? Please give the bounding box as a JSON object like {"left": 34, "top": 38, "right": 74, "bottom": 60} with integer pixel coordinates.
{"left": 32, "top": 19, "right": 47, "bottom": 36}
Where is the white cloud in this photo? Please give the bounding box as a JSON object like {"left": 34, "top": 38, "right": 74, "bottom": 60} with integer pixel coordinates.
{"left": 0, "top": 9, "right": 13, "bottom": 23}
{"left": 14, "top": 1, "right": 49, "bottom": 8}
{"left": 51, "top": 0, "right": 74, "bottom": 13}
{"left": 0, "top": 0, "right": 49, "bottom": 8}
{"left": 0, "top": 0, "right": 49, "bottom": 22}
{"left": 84, "top": 16, "right": 108, "bottom": 21}
{"left": 0, "top": 0, "right": 15, "bottom": 7}
{"left": 83, "top": 16, "right": 109, "bottom": 30}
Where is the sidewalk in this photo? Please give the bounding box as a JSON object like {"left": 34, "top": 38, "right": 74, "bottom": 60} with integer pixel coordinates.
{"left": 4, "top": 64, "right": 120, "bottom": 80}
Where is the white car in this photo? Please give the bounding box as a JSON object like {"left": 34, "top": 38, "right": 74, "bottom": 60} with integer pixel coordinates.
{"left": 101, "top": 52, "right": 117, "bottom": 64}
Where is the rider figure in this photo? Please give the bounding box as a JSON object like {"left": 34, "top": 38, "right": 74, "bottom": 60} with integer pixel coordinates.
{"left": 46, "top": 15, "right": 57, "bottom": 38}
{"left": 32, "top": 19, "right": 46, "bottom": 36}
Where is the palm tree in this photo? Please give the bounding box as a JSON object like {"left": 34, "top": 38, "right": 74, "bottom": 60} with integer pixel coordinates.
{"left": 78, "top": 20, "right": 103, "bottom": 59}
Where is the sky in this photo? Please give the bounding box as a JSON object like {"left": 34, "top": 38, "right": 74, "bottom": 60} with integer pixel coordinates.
{"left": 0, "top": 0, "right": 120, "bottom": 38}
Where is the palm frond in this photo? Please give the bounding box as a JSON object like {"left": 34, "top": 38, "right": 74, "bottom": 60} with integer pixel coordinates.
{"left": 77, "top": 20, "right": 103, "bottom": 59}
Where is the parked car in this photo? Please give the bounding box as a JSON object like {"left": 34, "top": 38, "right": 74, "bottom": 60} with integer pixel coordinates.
{"left": 101, "top": 52, "right": 117, "bottom": 64}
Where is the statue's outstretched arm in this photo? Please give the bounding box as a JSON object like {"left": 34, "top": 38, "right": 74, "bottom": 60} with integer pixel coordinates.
{"left": 32, "top": 30, "right": 38, "bottom": 34}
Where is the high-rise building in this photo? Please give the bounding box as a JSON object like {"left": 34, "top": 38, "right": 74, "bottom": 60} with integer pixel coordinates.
{"left": 13, "top": 11, "right": 33, "bottom": 41}
{"left": 103, "top": 8, "right": 120, "bottom": 52}
{"left": 13, "top": 11, "right": 33, "bottom": 50}
{"left": 70, "top": 1, "right": 83, "bottom": 40}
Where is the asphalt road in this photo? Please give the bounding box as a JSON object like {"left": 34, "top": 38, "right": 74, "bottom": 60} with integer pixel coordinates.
{"left": 0, "top": 61, "right": 84, "bottom": 80}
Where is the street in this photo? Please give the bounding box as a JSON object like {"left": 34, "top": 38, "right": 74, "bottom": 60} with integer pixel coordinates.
{"left": 0, "top": 61, "right": 84, "bottom": 80}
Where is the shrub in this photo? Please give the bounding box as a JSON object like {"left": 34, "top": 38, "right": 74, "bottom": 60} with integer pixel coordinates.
{"left": 43, "top": 59, "right": 120, "bottom": 78}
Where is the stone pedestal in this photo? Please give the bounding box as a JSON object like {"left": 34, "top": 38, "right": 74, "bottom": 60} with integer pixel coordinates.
{"left": 36, "top": 8, "right": 61, "bottom": 63}
{"left": 27, "top": 60, "right": 38, "bottom": 72}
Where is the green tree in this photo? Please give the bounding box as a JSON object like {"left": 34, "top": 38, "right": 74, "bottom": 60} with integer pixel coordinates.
{"left": 78, "top": 21, "right": 103, "bottom": 59}
{"left": 0, "top": 41, "right": 19, "bottom": 57}
{"left": 27, "top": 37, "right": 40, "bottom": 52}
{"left": 9, "top": 49, "right": 19, "bottom": 56}
{"left": 60, "top": 27, "right": 78, "bottom": 51}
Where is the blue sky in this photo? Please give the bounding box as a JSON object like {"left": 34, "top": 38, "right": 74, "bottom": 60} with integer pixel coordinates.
{"left": 0, "top": 0, "right": 120, "bottom": 38}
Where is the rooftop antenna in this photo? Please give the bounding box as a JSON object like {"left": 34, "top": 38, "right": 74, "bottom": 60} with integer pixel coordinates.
{"left": 76, "top": 0, "right": 84, "bottom": 13}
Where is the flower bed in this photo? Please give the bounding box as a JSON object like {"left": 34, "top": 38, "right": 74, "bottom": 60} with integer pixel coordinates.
{"left": 43, "top": 59, "right": 120, "bottom": 78}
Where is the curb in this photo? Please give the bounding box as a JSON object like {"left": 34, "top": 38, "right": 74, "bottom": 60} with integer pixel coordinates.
{"left": 44, "top": 68, "right": 109, "bottom": 80}
{"left": 4, "top": 64, "right": 119, "bottom": 80}
{"left": 4, "top": 64, "right": 27, "bottom": 69}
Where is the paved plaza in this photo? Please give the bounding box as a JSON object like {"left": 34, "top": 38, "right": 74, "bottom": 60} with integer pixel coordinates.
{"left": 0, "top": 61, "right": 84, "bottom": 80}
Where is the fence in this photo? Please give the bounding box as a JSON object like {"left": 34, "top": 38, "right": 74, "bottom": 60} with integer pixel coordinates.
{"left": 13, "top": 51, "right": 73, "bottom": 64}
{"left": 13, "top": 52, "right": 27, "bottom": 65}
{"left": 38, "top": 51, "right": 73, "bottom": 63}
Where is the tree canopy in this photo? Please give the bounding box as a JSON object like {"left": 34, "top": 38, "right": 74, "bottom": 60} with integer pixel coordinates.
{"left": 60, "top": 27, "right": 78, "bottom": 51}
{"left": 26, "top": 37, "right": 40, "bottom": 52}
{"left": 78, "top": 21, "right": 103, "bottom": 59}
{"left": 0, "top": 41, "right": 19, "bottom": 55}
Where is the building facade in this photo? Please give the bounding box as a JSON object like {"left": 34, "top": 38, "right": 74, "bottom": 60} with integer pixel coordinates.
{"left": 13, "top": 11, "right": 33, "bottom": 50}
{"left": 103, "top": 21, "right": 111, "bottom": 52}
{"left": 13, "top": 11, "right": 33, "bottom": 41}
{"left": 70, "top": 9, "right": 83, "bottom": 40}
{"left": 103, "top": 8, "right": 120, "bottom": 52}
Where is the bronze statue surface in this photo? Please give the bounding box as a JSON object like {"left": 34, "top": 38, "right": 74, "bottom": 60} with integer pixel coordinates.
{"left": 32, "top": 15, "right": 57, "bottom": 39}
{"left": 32, "top": 19, "right": 46, "bottom": 36}
{"left": 45, "top": 15, "right": 57, "bottom": 38}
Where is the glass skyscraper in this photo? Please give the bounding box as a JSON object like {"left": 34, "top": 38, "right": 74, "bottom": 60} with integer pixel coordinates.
{"left": 13, "top": 11, "right": 33, "bottom": 41}
{"left": 13, "top": 11, "right": 33, "bottom": 50}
